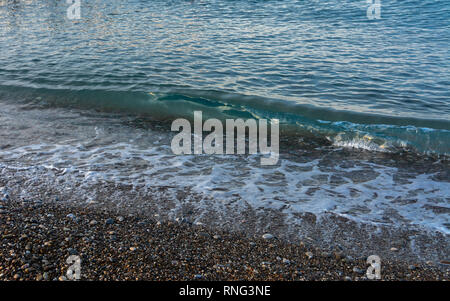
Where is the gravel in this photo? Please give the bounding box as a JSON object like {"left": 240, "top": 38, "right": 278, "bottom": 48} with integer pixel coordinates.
{"left": 0, "top": 199, "right": 448, "bottom": 281}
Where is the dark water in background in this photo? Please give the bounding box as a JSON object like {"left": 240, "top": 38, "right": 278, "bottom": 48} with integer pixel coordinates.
{"left": 0, "top": 0, "right": 449, "bottom": 154}
{"left": 0, "top": 1, "right": 449, "bottom": 237}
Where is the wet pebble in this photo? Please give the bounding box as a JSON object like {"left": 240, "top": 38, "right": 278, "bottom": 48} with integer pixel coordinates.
{"left": 352, "top": 267, "right": 365, "bottom": 275}
{"left": 67, "top": 248, "right": 78, "bottom": 255}
{"left": 262, "top": 233, "right": 274, "bottom": 240}
{"left": 199, "top": 232, "right": 210, "bottom": 238}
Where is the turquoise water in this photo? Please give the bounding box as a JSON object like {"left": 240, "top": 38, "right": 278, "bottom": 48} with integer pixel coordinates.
{"left": 0, "top": 0, "right": 449, "bottom": 154}
{"left": 0, "top": 1, "right": 449, "bottom": 239}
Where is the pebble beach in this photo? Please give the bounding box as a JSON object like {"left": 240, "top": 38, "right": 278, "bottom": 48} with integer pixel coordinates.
{"left": 1, "top": 0, "right": 449, "bottom": 284}
{"left": 1, "top": 198, "right": 448, "bottom": 281}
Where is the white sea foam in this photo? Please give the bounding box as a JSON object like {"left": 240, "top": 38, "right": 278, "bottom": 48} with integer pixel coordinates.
{"left": 0, "top": 137, "right": 448, "bottom": 234}
{"left": 0, "top": 104, "right": 448, "bottom": 235}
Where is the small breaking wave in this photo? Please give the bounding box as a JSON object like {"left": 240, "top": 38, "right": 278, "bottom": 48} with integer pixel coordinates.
{"left": 1, "top": 85, "right": 448, "bottom": 156}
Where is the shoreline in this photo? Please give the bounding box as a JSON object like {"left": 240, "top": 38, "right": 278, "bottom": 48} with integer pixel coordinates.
{"left": 0, "top": 198, "right": 448, "bottom": 281}
{"left": 0, "top": 159, "right": 449, "bottom": 267}
{"left": 0, "top": 100, "right": 448, "bottom": 269}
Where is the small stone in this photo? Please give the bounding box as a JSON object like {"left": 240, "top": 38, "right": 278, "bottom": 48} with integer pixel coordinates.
{"left": 261, "top": 261, "right": 271, "bottom": 267}
{"left": 129, "top": 247, "right": 137, "bottom": 251}
{"left": 282, "top": 258, "right": 291, "bottom": 264}
{"left": 390, "top": 247, "right": 399, "bottom": 252}
{"left": 89, "top": 220, "right": 98, "bottom": 226}
{"left": 408, "top": 265, "right": 417, "bottom": 270}
{"left": 58, "top": 276, "right": 67, "bottom": 281}
{"left": 262, "top": 233, "right": 274, "bottom": 240}
{"left": 68, "top": 248, "right": 78, "bottom": 255}
{"left": 43, "top": 272, "right": 49, "bottom": 280}
{"left": 21, "top": 263, "right": 30, "bottom": 270}
{"left": 305, "top": 251, "right": 314, "bottom": 259}
{"left": 106, "top": 218, "right": 114, "bottom": 225}
{"left": 334, "top": 251, "right": 343, "bottom": 260}
{"left": 213, "top": 235, "right": 221, "bottom": 240}
{"left": 1, "top": 192, "right": 10, "bottom": 201}
{"left": 194, "top": 274, "right": 203, "bottom": 280}
{"left": 117, "top": 216, "right": 124, "bottom": 222}
{"left": 321, "top": 252, "right": 332, "bottom": 258}
{"left": 344, "top": 276, "right": 352, "bottom": 281}
{"left": 199, "top": 232, "right": 210, "bottom": 238}
{"left": 175, "top": 217, "right": 190, "bottom": 224}
{"left": 352, "top": 267, "right": 365, "bottom": 275}
{"left": 36, "top": 274, "right": 43, "bottom": 281}
{"left": 66, "top": 214, "right": 76, "bottom": 219}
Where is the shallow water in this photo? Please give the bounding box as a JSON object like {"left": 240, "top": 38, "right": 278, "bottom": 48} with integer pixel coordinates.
{"left": 0, "top": 103, "right": 448, "bottom": 236}
{"left": 0, "top": 1, "right": 449, "bottom": 237}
